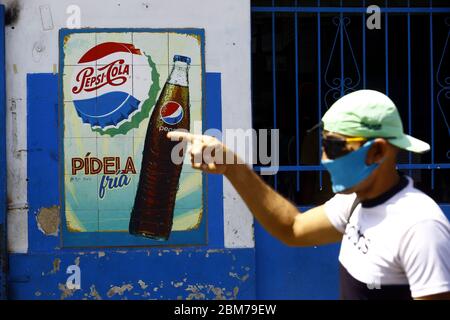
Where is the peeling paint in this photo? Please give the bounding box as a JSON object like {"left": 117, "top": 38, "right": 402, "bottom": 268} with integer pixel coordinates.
{"left": 228, "top": 272, "right": 239, "bottom": 280}
{"left": 107, "top": 284, "right": 133, "bottom": 298}
{"left": 89, "top": 285, "right": 102, "bottom": 300}
{"left": 228, "top": 272, "right": 249, "bottom": 282}
{"left": 233, "top": 286, "right": 239, "bottom": 298}
{"left": 202, "top": 249, "right": 226, "bottom": 258}
{"left": 58, "top": 283, "right": 76, "bottom": 300}
{"left": 206, "top": 249, "right": 225, "bottom": 254}
{"left": 210, "top": 286, "right": 226, "bottom": 300}
{"left": 138, "top": 280, "right": 148, "bottom": 290}
{"left": 36, "top": 206, "right": 60, "bottom": 236}
{"left": 184, "top": 284, "right": 231, "bottom": 300}
{"left": 185, "top": 285, "right": 205, "bottom": 300}
{"left": 171, "top": 281, "right": 184, "bottom": 288}
{"left": 49, "top": 258, "right": 61, "bottom": 274}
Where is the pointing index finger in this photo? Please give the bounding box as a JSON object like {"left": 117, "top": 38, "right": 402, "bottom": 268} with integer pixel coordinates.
{"left": 167, "top": 131, "right": 200, "bottom": 143}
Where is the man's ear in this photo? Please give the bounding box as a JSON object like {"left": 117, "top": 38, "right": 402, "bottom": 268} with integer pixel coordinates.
{"left": 366, "top": 139, "right": 387, "bottom": 165}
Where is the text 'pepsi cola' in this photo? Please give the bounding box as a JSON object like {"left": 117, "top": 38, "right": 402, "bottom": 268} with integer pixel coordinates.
{"left": 129, "top": 55, "right": 191, "bottom": 240}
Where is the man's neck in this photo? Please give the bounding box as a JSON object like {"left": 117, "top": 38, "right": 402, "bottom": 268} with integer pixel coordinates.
{"left": 356, "top": 168, "right": 401, "bottom": 202}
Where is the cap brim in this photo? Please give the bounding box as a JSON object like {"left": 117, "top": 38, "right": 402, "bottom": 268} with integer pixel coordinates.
{"left": 389, "top": 134, "right": 430, "bottom": 153}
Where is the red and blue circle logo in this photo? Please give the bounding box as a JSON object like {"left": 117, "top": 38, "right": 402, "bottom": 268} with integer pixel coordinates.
{"left": 160, "top": 101, "right": 184, "bottom": 125}
{"left": 70, "top": 42, "right": 152, "bottom": 131}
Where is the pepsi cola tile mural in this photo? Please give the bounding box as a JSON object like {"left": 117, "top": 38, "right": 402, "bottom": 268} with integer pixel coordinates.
{"left": 60, "top": 29, "right": 206, "bottom": 246}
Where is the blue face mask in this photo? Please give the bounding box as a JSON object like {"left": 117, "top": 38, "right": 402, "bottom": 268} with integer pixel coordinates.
{"left": 321, "top": 140, "right": 379, "bottom": 193}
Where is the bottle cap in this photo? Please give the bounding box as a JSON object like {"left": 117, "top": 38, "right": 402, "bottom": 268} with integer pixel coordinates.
{"left": 75, "top": 92, "right": 140, "bottom": 128}
{"left": 173, "top": 55, "right": 191, "bottom": 65}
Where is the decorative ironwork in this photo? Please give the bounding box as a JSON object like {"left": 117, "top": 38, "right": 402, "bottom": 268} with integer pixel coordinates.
{"left": 436, "top": 18, "right": 450, "bottom": 159}
{"left": 324, "top": 16, "right": 361, "bottom": 109}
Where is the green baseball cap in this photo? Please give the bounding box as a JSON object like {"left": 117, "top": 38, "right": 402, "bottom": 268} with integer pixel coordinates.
{"left": 321, "top": 89, "right": 430, "bottom": 153}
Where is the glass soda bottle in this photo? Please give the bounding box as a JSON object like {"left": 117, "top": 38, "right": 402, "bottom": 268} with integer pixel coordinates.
{"left": 129, "top": 55, "right": 191, "bottom": 240}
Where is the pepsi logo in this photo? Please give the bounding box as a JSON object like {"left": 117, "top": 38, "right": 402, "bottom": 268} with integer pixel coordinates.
{"left": 72, "top": 59, "right": 130, "bottom": 94}
{"left": 70, "top": 42, "right": 152, "bottom": 130}
{"left": 160, "top": 101, "right": 184, "bottom": 125}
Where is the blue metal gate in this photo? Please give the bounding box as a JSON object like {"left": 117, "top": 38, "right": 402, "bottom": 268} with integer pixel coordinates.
{"left": 251, "top": 0, "right": 450, "bottom": 299}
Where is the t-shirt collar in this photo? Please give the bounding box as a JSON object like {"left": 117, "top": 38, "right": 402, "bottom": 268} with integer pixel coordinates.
{"left": 360, "top": 173, "right": 410, "bottom": 208}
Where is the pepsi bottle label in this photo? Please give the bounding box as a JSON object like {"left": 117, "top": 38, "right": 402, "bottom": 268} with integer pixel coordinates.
{"left": 160, "top": 101, "right": 184, "bottom": 125}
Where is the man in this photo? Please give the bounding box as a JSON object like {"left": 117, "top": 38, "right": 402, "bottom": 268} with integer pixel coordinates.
{"left": 167, "top": 90, "right": 450, "bottom": 300}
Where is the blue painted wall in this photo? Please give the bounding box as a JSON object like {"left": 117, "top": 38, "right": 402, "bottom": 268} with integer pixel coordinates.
{"left": 9, "top": 249, "right": 255, "bottom": 300}
{"left": 255, "top": 223, "right": 340, "bottom": 300}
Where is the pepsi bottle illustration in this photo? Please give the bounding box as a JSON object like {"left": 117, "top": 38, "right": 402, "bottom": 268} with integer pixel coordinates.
{"left": 129, "top": 55, "right": 191, "bottom": 240}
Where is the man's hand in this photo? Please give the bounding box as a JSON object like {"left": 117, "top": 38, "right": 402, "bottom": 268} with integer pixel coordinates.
{"left": 167, "top": 131, "right": 236, "bottom": 175}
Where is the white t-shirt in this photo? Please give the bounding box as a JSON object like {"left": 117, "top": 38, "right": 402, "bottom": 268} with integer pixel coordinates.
{"left": 325, "top": 175, "right": 450, "bottom": 299}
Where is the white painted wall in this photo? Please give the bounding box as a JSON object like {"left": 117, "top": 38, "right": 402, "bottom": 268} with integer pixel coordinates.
{"left": 4, "top": 0, "right": 254, "bottom": 252}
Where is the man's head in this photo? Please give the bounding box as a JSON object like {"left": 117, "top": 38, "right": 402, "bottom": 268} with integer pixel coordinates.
{"left": 320, "top": 90, "right": 430, "bottom": 194}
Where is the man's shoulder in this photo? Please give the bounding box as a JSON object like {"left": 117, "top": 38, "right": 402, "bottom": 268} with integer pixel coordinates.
{"left": 391, "top": 179, "right": 447, "bottom": 225}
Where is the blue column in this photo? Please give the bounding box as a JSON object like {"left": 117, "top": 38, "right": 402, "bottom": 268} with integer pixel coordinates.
{"left": 317, "top": 0, "right": 323, "bottom": 189}
{"left": 385, "top": 0, "right": 389, "bottom": 95}
{"left": 295, "top": 0, "right": 300, "bottom": 191}
{"left": 407, "top": 0, "right": 412, "bottom": 176}
{"left": 340, "top": 0, "right": 344, "bottom": 96}
{"left": 429, "top": 0, "right": 435, "bottom": 189}
{"left": 362, "top": 0, "right": 366, "bottom": 88}
{"left": 271, "top": 0, "right": 278, "bottom": 190}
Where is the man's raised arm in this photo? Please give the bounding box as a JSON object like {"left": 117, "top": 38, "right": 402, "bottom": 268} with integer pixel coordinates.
{"left": 167, "top": 131, "right": 342, "bottom": 247}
